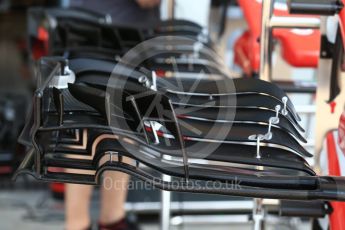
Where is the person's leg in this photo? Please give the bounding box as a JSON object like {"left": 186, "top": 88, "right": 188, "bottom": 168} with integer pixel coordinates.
{"left": 99, "top": 170, "right": 130, "bottom": 225}
{"left": 98, "top": 154, "right": 131, "bottom": 226}
{"left": 65, "top": 183, "right": 93, "bottom": 230}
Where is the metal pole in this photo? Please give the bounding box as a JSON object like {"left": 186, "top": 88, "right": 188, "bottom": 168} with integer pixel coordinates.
{"left": 160, "top": 174, "right": 172, "bottom": 230}
{"left": 253, "top": 198, "right": 264, "bottom": 230}
{"left": 167, "top": 0, "right": 175, "bottom": 19}
{"left": 253, "top": 164, "right": 265, "bottom": 230}
{"left": 161, "top": 0, "right": 175, "bottom": 20}
{"left": 160, "top": 154, "right": 173, "bottom": 230}
{"left": 259, "top": 0, "right": 274, "bottom": 81}
{"left": 269, "top": 16, "right": 320, "bottom": 28}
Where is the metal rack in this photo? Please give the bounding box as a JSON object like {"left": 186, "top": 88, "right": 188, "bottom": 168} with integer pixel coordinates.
{"left": 259, "top": 0, "right": 320, "bottom": 82}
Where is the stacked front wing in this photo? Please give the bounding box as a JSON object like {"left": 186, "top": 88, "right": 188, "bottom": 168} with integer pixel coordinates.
{"left": 14, "top": 57, "right": 345, "bottom": 201}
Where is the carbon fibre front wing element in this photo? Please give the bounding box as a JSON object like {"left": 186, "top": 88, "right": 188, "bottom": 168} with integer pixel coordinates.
{"left": 13, "top": 57, "right": 345, "bottom": 201}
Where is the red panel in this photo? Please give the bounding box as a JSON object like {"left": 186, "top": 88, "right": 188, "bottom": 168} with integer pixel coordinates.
{"left": 38, "top": 26, "right": 49, "bottom": 41}
{"left": 235, "top": 0, "right": 320, "bottom": 74}
{"left": 339, "top": 112, "right": 345, "bottom": 154}
{"left": 50, "top": 183, "right": 65, "bottom": 193}
{"left": 327, "top": 132, "right": 345, "bottom": 230}
{"left": 274, "top": 29, "right": 320, "bottom": 67}
{"left": 237, "top": 0, "right": 263, "bottom": 37}
{"left": 234, "top": 31, "right": 260, "bottom": 75}
{"left": 32, "top": 26, "right": 49, "bottom": 60}
{"left": 338, "top": 0, "right": 345, "bottom": 48}
{"left": 0, "top": 166, "right": 12, "bottom": 174}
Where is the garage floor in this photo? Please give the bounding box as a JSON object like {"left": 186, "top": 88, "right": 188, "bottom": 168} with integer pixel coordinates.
{"left": 0, "top": 187, "right": 311, "bottom": 230}
{"left": 0, "top": 190, "right": 241, "bottom": 230}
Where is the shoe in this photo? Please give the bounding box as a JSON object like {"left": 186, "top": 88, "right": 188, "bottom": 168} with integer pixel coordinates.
{"left": 98, "top": 218, "right": 140, "bottom": 230}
